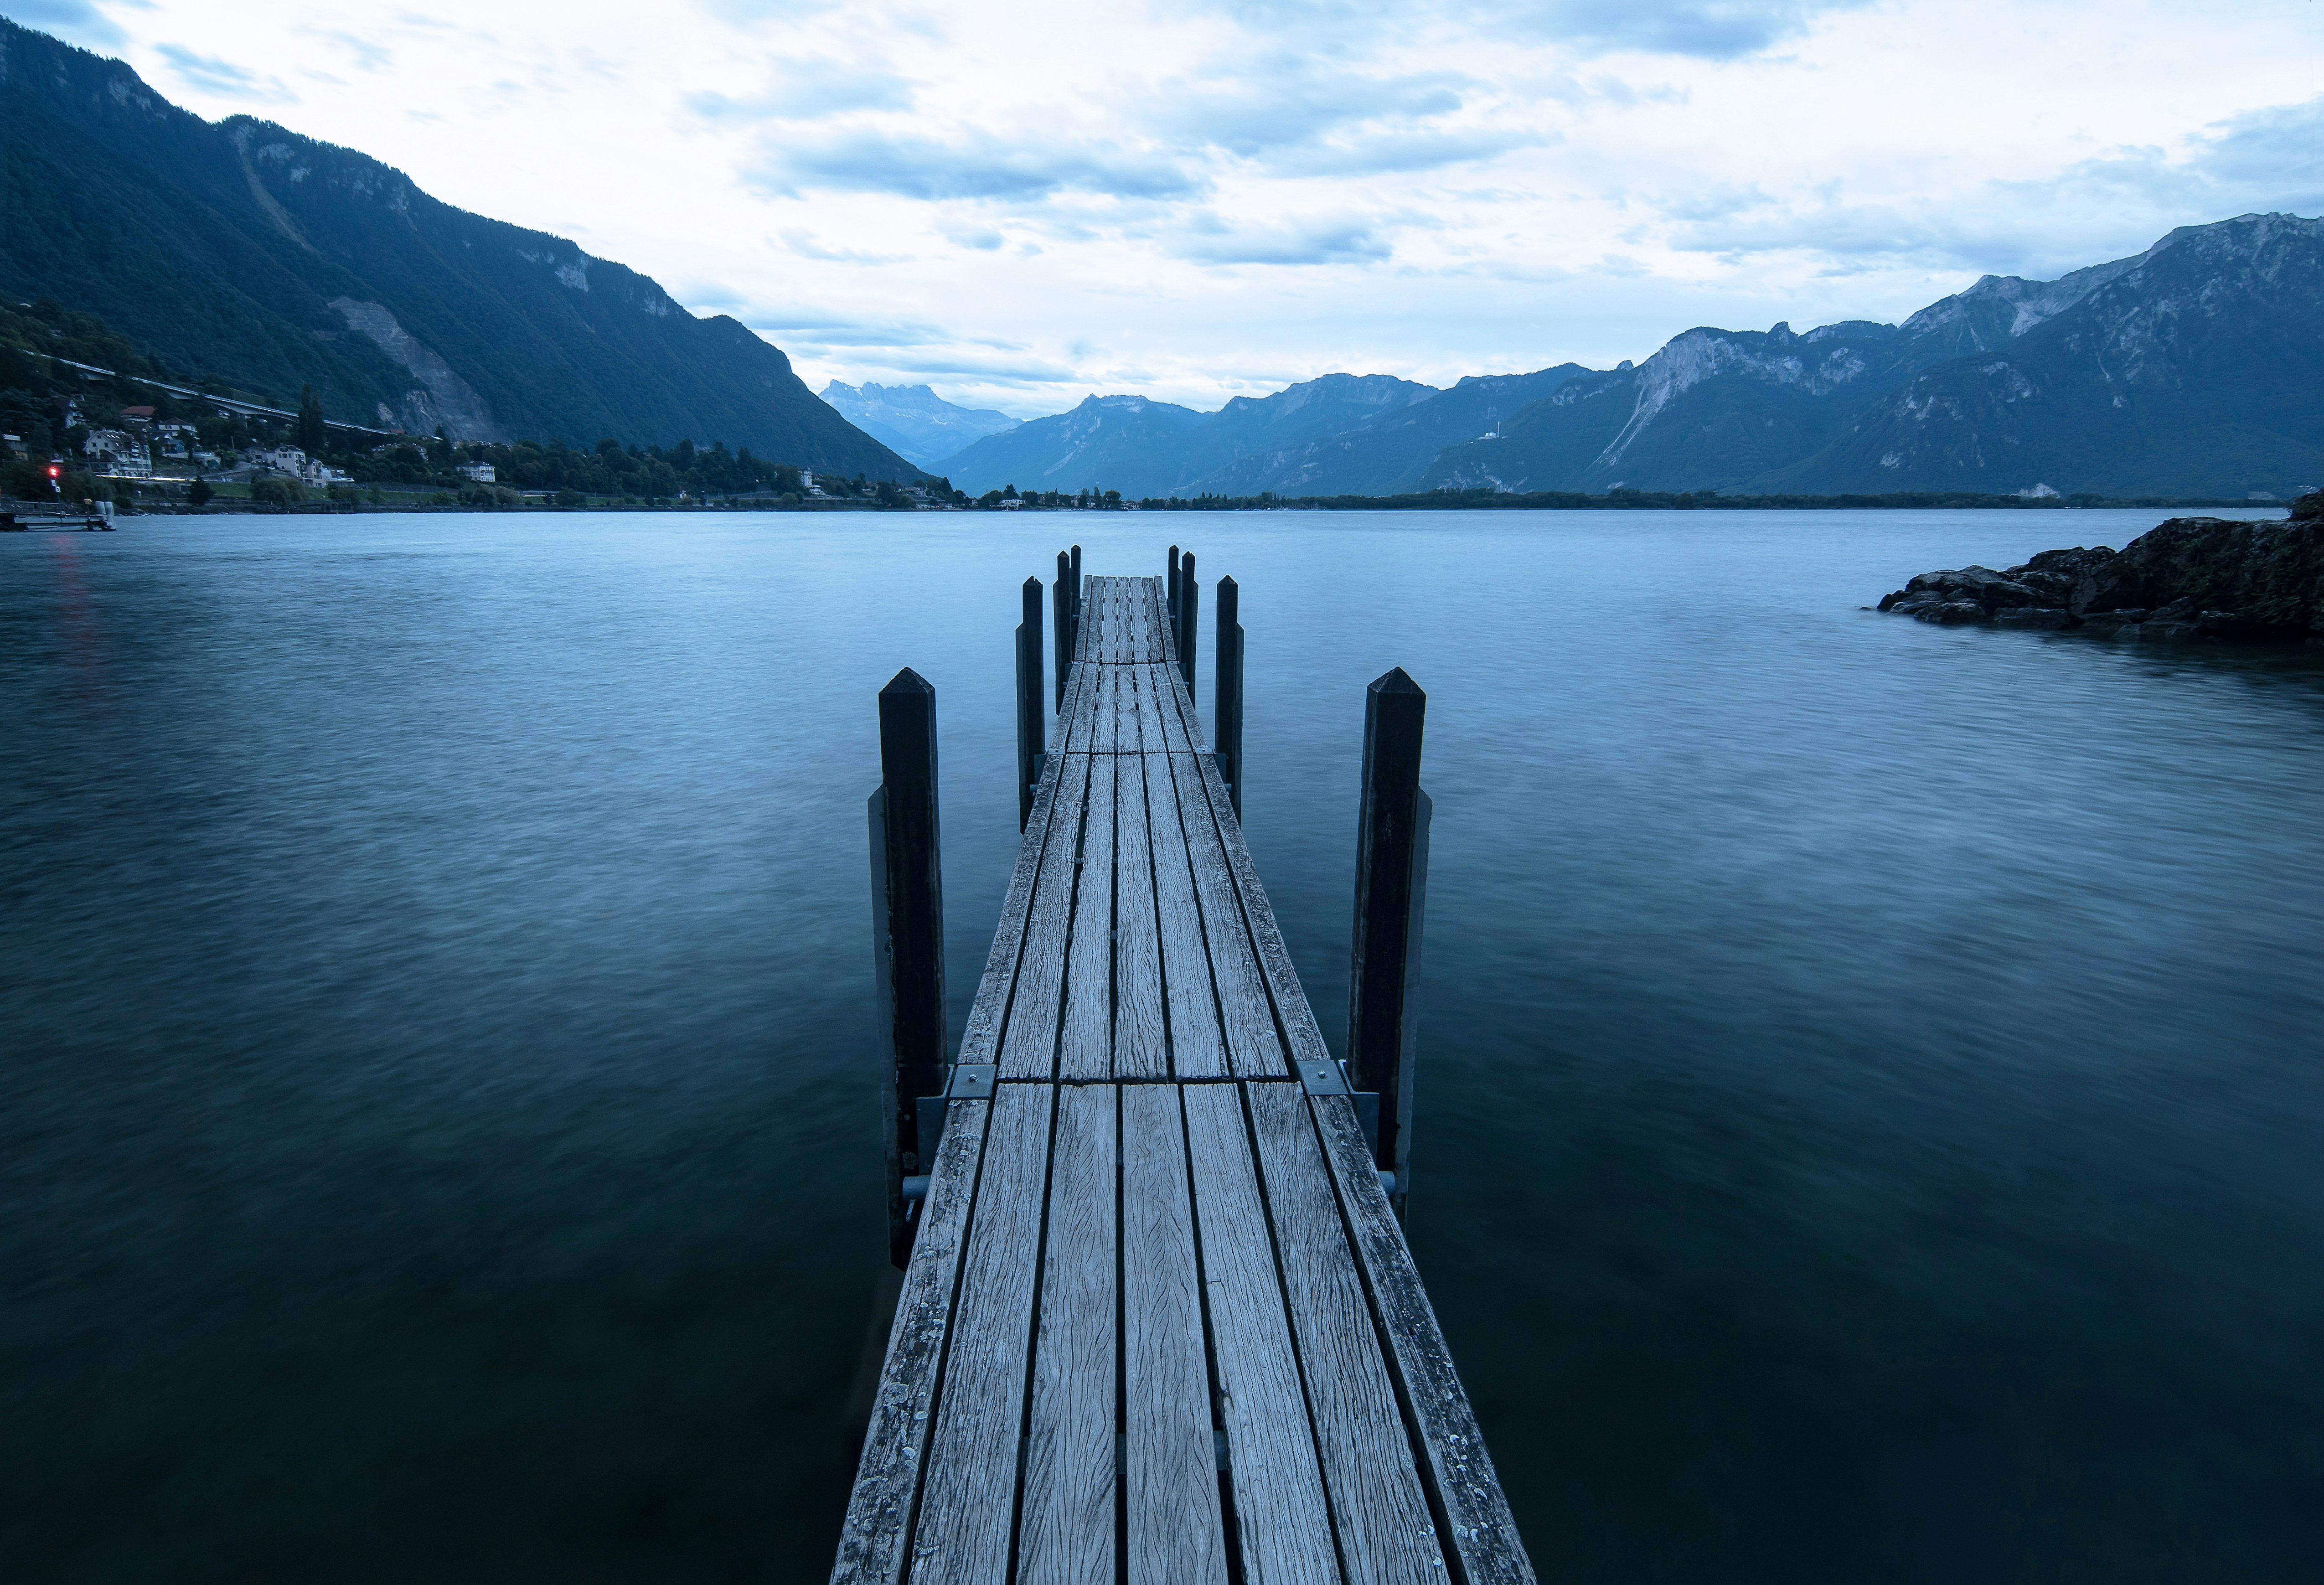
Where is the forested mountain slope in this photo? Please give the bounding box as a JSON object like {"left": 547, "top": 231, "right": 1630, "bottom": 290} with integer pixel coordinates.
{"left": 0, "top": 20, "right": 915, "bottom": 476}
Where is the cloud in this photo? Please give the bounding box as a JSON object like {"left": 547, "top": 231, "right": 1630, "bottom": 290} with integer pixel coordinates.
{"left": 1511, "top": 0, "right": 1875, "bottom": 57}
{"left": 1268, "top": 127, "right": 1555, "bottom": 177}
{"left": 300, "top": 27, "right": 393, "bottom": 72}
{"left": 781, "top": 227, "right": 914, "bottom": 263}
{"left": 685, "top": 71, "right": 914, "bottom": 123}
{"left": 1173, "top": 214, "right": 1394, "bottom": 265}
{"left": 1141, "top": 62, "right": 1478, "bottom": 159}
{"left": 6, "top": 0, "right": 126, "bottom": 47}
{"left": 152, "top": 43, "right": 297, "bottom": 102}
{"left": 1202, "top": 0, "right": 1869, "bottom": 58}
{"left": 742, "top": 129, "right": 1202, "bottom": 201}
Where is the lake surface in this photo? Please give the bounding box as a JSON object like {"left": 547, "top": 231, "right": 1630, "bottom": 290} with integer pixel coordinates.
{"left": 5, "top": 507, "right": 2319, "bottom": 1583}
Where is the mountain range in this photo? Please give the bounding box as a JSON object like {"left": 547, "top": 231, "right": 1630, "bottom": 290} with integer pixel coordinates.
{"left": 7, "top": 19, "right": 2313, "bottom": 501}
{"left": 934, "top": 372, "right": 1439, "bottom": 497}
{"left": 0, "top": 19, "right": 915, "bottom": 478}
{"left": 1421, "top": 213, "right": 2323, "bottom": 499}
{"left": 932, "top": 214, "right": 2321, "bottom": 501}
{"left": 818, "top": 381, "right": 1017, "bottom": 468}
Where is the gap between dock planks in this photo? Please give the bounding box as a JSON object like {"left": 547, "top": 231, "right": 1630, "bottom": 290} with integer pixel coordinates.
{"left": 835, "top": 572, "right": 1534, "bottom": 1585}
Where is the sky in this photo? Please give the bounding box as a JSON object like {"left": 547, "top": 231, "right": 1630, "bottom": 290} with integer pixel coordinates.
{"left": 20, "top": 0, "right": 2324, "bottom": 417}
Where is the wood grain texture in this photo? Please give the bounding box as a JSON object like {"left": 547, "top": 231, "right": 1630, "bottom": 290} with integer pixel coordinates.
{"left": 1122, "top": 1083, "right": 1229, "bottom": 1585}
{"left": 1125, "top": 663, "right": 1162, "bottom": 756}
{"left": 899, "top": 1086, "right": 1053, "bottom": 1585}
{"left": 957, "top": 740, "right": 1071, "bottom": 1068}
{"left": 1247, "top": 1083, "right": 1443, "bottom": 1582}
{"left": 1189, "top": 752, "right": 1336, "bottom": 1073}
{"left": 830, "top": 1096, "right": 991, "bottom": 1585}
{"left": 1151, "top": 578, "right": 1177, "bottom": 668}
{"left": 1143, "top": 751, "right": 1226, "bottom": 1078}
{"left": 1308, "top": 1094, "right": 1537, "bottom": 1584}
{"left": 999, "top": 753, "right": 1090, "bottom": 1079}
{"left": 1059, "top": 754, "right": 1116, "bottom": 1081}
{"left": 1113, "top": 751, "right": 1168, "bottom": 1079}
{"left": 1150, "top": 664, "right": 1198, "bottom": 754}
{"left": 1181, "top": 1084, "right": 1339, "bottom": 1585}
{"left": 1018, "top": 1084, "right": 1118, "bottom": 1584}
{"left": 1170, "top": 753, "right": 1286, "bottom": 1078}
{"left": 1121, "top": 578, "right": 1149, "bottom": 664}
{"left": 1062, "top": 637, "right": 1103, "bottom": 756}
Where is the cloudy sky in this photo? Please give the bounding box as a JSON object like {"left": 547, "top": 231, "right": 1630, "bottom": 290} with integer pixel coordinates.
{"left": 22, "top": 0, "right": 2324, "bottom": 415}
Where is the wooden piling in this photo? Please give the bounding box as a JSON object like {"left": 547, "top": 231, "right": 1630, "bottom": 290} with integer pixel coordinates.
{"left": 1178, "top": 550, "right": 1198, "bottom": 693}
{"left": 1069, "top": 544, "right": 1082, "bottom": 629}
{"left": 869, "top": 668, "right": 946, "bottom": 1269}
{"left": 1016, "top": 575, "right": 1044, "bottom": 831}
{"left": 1053, "top": 552, "right": 1072, "bottom": 710}
{"left": 1348, "top": 667, "right": 1429, "bottom": 1216}
{"left": 1167, "top": 544, "right": 1180, "bottom": 617}
{"left": 1216, "top": 574, "right": 1245, "bottom": 820}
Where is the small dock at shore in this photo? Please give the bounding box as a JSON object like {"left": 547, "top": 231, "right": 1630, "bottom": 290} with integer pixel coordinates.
{"left": 837, "top": 554, "right": 1533, "bottom": 1584}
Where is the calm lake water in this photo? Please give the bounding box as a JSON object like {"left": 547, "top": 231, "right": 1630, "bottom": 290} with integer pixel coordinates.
{"left": 5, "top": 507, "right": 2319, "bottom": 1583}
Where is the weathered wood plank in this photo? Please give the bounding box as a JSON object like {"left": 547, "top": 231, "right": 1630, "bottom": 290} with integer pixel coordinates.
{"left": 1059, "top": 754, "right": 1116, "bottom": 1081}
{"left": 1019, "top": 1084, "right": 1118, "bottom": 1584}
{"left": 1114, "top": 749, "right": 1168, "bottom": 1079}
{"left": 1247, "top": 1083, "right": 1443, "bottom": 1582}
{"left": 1112, "top": 578, "right": 1133, "bottom": 664}
{"left": 909, "top": 1085, "right": 1054, "bottom": 1585}
{"left": 1307, "top": 1092, "right": 1537, "bottom": 1584}
{"left": 1148, "top": 574, "right": 1171, "bottom": 665}
{"left": 1122, "top": 1083, "right": 1229, "bottom": 1585}
{"left": 1170, "top": 752, "right": 1286, "bottom": 1078}
{"left": 957, "top": 740, "right": 1072, "bottom": 1068}
{"left": 1143, "top": 750, "right": 1226, "bottom": 1078}
{"left": 1123, "top": 661, "right": 1159, "bottom": 756}
{"left": 998, "top": 753, "right": 1090, "bottom": 1079}
{"left": 1181, "top": 1084, "right": 1339, "bottom": 1585}
{"left": 1187, "top": 751, "right": 1336, "bottom": 1074}
{"left": 1150, "top": 663, "right": 1198, "bottom": 754}
{"left": 1053, "top": 642, "right": 1096, "bottom": 756}
{"left": 830, "top": 1096, "right": 991, "bottom": 1585}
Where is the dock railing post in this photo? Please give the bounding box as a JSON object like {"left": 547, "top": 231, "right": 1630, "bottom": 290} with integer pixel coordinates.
{"left": 1179, "top": 550, "right": 1199, "bottom": 693}
{"left": 1216, "top": 575, "right": 1244, "bottom": 819}
{"left": 1167, "top": 544, "right": 1180, "bottom": 619}
{"left": 1053, "top": 552, "right": 1072, "bottom": 710}
{"left": 1348, "top": 668, "right": 1429, "bottom": 1218}
{"left": 869, "top": 669, "right": 946, "bottom": 1269}
{"left": 1015, "top": 575, "right": 1044, "bottom": 831}
{"left": 1069, "top": 544, "right": 1082, "bottom": 637}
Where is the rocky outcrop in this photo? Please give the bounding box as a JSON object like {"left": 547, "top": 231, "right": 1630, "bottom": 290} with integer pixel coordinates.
{"left": 1877, "top": 496, "right": 2324, "bottom": 641}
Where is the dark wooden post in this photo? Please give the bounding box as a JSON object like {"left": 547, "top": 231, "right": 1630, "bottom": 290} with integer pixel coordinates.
{"left": 1347, "top": 668, "right": 1429, "bottom": 1217}
{"left": 1053, "top": 552, "right": 1072, "bottom": 709}
{"left": 1015, "top": 575, "right": 1043, "bottom": 831}
{"left": 1069, "top": 544, "right": 1082, "bottom": 634}
{"left": 870, "top": 669, "right": 946, "bottom": 1269}
{"left": 1178, "top": 550, "right": 1199, "bottom": 692}
{"left": 1216, "top": 575, "right": 1244, "bottom": 819}
{"left": 1167, "top": 544, "right": 1180, "bottom": 618}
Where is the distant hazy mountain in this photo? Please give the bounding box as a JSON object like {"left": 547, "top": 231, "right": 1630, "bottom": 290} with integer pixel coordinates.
{"left": 819, "top": 381, "right": 1017, "bottom": 468}
{"left": 1424, "top": 214, "right": 2324, "bottom": 499}
{"left": 937, "top": 372, "right": 1437, "bottom": 496}
{"left": 1190, "top": 366, "right": 1594, "bottom": 496}
{"left": 0, "top": 19, "right": 916, "bottom": 477}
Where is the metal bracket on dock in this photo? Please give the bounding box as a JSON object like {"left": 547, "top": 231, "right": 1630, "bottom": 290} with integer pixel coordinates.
{"left": 905, "top": 1064, "right": 997, "bottom": 1203}
{"left": 1296, "top": 1059, "right": 1394, "bottom": 1198}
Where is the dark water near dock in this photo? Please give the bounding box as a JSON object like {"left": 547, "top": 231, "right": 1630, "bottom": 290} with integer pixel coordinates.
{"left": 5, "top": 508, "right": 2319, "bottom": 1582}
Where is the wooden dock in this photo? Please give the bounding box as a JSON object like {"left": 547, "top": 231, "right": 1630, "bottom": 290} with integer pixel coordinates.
{"left": 837, "top": 570, "right": 1533, "bottom": 1585}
